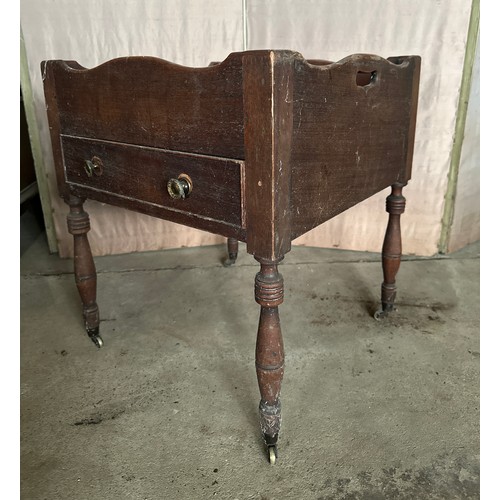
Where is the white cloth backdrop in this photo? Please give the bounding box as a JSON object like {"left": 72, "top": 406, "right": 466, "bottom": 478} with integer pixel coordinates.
{"left": 448, "top": 34, "right": 480, "bottom": 252}
{"left": 246, "top": 0, "right": 475, "bottom": 256}
{"left": 21, "top": 0, "right": 477, "bottom": 257}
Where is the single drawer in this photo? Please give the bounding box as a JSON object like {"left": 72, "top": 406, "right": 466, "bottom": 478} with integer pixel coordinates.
{"left": 61, "top": 135, "right": 245, "bottom": 228}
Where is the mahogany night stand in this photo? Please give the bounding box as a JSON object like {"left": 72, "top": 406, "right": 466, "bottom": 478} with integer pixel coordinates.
{"left": 42, "top": 50, "right": 420, "bottom": 464}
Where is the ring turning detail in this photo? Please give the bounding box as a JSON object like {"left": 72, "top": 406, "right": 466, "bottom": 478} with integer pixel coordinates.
{"left": 255, "top": 258, "right": 285, "bottom": 462}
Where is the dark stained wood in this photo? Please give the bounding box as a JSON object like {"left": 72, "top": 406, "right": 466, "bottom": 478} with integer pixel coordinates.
{"left": 41, "top": 60, "right": 69, "bottom": 198}
{"left": 41, "top": 54, "right": 245, "bottom": 160}
{"left": 289, "top": 54, "right": 421, "bottom": 239}
{"left": 62, "top": 135, "right": 244, "bottom": 229}
{"left": 69, "top": 184, "right": 246, "bottom": 241}
{"left": 243, "top": 51, "right": 295, "bottom": 260}
{"left": 389, "top": 57, "right": 421, "bottom": 182}
{"left": 43, "top": 50, "right": 420, "bottom": 253}
{"left": 66, "top": 195, "right": 100, "bottom": 342}
{"left": 254, "top": 258, "right": 285, "bottom": 449}
{"left": 377, "top": 183, "right": 406, "bottom": 317}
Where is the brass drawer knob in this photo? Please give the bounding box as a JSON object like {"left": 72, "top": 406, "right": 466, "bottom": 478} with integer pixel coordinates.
{"left": 167, "top": 173, "right": 193, "bottom": 199}
{"left": 84, "top": 157, "right": 104, "bottom": 177}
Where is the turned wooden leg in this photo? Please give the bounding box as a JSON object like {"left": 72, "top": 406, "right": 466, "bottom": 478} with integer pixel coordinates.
{"left": 223, "top": 237, "right": 239, "bottom": 267}
{"left": 254, "top": 257, "right": 285, "bottom": 464}
{"left": 66, "top": 195, "right": 102, "bottom": 347}
{"left": 375, "top": 183, "right": 406, "bottom": 319}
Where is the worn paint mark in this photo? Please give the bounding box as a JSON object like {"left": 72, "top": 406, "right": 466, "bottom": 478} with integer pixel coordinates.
{"left": 297, "top": 101, "right": 304, "bottom": 129}
{"left": 73, "top": 409, "right": 125, "bottom": 426}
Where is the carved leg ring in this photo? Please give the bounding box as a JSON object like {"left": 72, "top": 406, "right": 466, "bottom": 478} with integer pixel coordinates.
{"left": 223, "top": 237, "right": 239, "bottom": 267}
{"left": 375, "top": 183, "right": 406, "bottom": 320}
{"left": 254, "top": 258, "right": 285, "bottom": 464}
{"left": 66, "top": 195, "right": 102, "bottom": 347}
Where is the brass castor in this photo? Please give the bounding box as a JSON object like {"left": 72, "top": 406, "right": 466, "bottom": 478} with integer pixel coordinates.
{"left": 91, "top": 335, "right": 103, "bottom": 348}
{"left": 374, "top": 305, "right": 396, "bottom": 320}
{"left": 268, "top": 446, "right": 277, "bottom": 465}
{"left": 88, "top": 328, "right": 103, "bottom": 348}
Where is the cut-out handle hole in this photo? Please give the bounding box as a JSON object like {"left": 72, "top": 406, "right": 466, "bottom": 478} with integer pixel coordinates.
{"left": 356, "top": 70, "right": 377, "bottom": 87}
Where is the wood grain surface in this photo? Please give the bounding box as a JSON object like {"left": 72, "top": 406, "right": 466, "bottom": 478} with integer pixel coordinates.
{"left": 62, "top": 135, "right": 244, "bottom": 229}
{"left": 43, "top": 50, "right": 420, "bottom": 256}
{"left": 289, "top": 54, "right": 420, "bottom": 239}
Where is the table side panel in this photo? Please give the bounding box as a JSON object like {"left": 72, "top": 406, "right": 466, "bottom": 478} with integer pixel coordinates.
{"left": 290, "top": 55, "right": 420, "bottom": 239}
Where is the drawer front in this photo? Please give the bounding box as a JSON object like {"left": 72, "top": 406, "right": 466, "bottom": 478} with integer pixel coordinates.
{"left": 62, "top": 135, "right": 244, "bottom": 227}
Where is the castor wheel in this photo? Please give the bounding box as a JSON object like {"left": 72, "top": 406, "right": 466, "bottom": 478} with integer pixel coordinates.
{"left": 268, "top": 446, "right": 277, "bottom": 465}
{"left": 90, "top": 335, "right": 103, "bottom": 348}
{"left": 374, "top": 304, "right": 396, "bottom": 320}
{"left": 374, "top": 309, "right": 386, "bottom": 320}
{"left": 374, "top": 305, "right": 396, "bottom": 320}
{"left": 87, "top": 328, "right": 103, "bottom": 348}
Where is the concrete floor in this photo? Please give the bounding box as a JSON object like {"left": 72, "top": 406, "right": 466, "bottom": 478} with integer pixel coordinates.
{"left": 21, "top": 210, "right": 479, "bottom": 499}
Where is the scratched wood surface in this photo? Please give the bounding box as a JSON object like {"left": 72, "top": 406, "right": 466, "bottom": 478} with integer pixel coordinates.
{"left": 289, "top": 54, "right": 421, "bottom": 240}
{"left": 242, "top": 51, "right": 295, "bottom": 260}
{"left": 42, "top": 54, "right": 245, "bottom": 160}
{"left": 62, "top": 135, "right": 244, "bottom": 231}
{"left": 43, "top": 50, "right": 420, "bottom": 258}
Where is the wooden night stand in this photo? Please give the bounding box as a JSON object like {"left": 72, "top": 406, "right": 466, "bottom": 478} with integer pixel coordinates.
{"left": 42, "top": 50, "right": 420, "bottom": 464}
